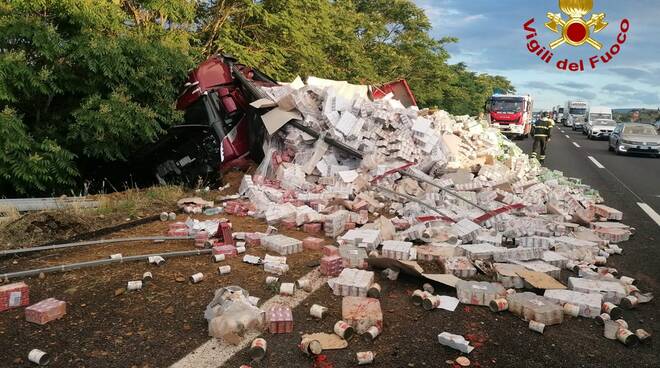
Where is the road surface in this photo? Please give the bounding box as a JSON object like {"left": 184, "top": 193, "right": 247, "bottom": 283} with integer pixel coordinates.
{"left": 517, "top": 127, "right": 660, "bottom": 287}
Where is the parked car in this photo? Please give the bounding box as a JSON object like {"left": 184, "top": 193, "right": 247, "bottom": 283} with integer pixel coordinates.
{"left": 609, "top": 123, "right": 660, "bottom": 157}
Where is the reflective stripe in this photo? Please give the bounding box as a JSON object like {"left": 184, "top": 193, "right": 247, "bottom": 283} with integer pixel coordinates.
{"left": 534, "top": 134, "right": 548, "bottom": 137}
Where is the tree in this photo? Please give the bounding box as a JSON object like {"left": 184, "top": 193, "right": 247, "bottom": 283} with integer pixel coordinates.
{"left": 0, "top": 0, "right": 195, "bottom": 196}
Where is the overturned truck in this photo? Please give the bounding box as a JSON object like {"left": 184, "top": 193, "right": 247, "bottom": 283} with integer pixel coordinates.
{"left": 128, "top": 54, "right": 416, "bottom": 186}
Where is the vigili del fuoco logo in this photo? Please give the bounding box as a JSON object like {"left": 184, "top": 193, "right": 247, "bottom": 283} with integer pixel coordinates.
{"left": 523, "top": 0, "right": 630, "bottom": 72}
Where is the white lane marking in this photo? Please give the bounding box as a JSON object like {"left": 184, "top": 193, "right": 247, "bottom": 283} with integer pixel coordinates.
{"left": 637, "top": 203, "right": 660, "bottom": 227}
{"left": 573, "top": 142, "right": 581, "bottom": 148}
{"left": 170, "top": 268, "right": 326, "bottom": 368}
{"left": 588, "top": 156, "right": 605, "bottom": 169}
{"left": 565, "top": 134, "right": 570, "bottom": 139}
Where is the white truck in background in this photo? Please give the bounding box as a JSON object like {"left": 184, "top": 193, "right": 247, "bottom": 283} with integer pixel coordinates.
{"left": 564, "top": 100, "right": 589, "bottom": 130}
{"left": 585, "top": 106, "right": 615, "bottom": 139}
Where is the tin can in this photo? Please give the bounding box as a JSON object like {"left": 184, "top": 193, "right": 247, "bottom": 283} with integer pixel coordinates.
{"left": 616, "top": 328, "right": 640, "bottom": 347}
{"left": 620, "top": 295, "right": 638, "bottom": 310}
{"left": 160, "top": 212, "right": 169, "bottom": 221}
{"left": 142, "top": 272, "right": 153, "bottom": 282}
{"left": 310, "top": 304, "right": 328, "bottom": 319}
{"left": 279, "top": 282, "right": 295, "bottom": 296}
{"left": 28, "top": 349, "right": 50, "bottom": 366}
{"left": 619, "top": 276, "right": 636, "bottom": 285}
{"left": 604, "top": 320, "right": 620, "bottom": 339}
{"left": 266, "top": 276, "right": 279, "bottom": 286}
{"left": 356, "top": 351, "right": 374, "bottom": 365}
{"left": 489, "top": 298, "right": 509, "bottom": 313}
{"left": 529, "top": 320, "right": 545, "bottom": 334}
{"left": 565, "top": 261, "right": 578, "bottom": 271}
{"left": 249, "top": 338, "right": 267, "bottom": 360}
{"left": 411, "top": 290, "right": 428, "bottom": 306}
{"left": 248, "top": 296, "right": 260, "bottom": 306}
{"left": 218, "top": 265, "right": 231, "bottom": 275}
{"left": 422, "top": 283, "right": 435, "bottom": 294}
{"left": 212, "top": 254, "right": 225, "bottom": 263}
{"left": 148, "top": 256, "right": 165, "bottom": 266}
{"left": 190, "top": 272, "right": 204, "bottom": 283}
{"left": 615, "top": 319, "right": 628, "bottom": 330}
{"left": 635, "top": 329, "right": 651, "bottom": 343}
{"left": 363, "top": 325, "right": 381, "bottom": 342}
{"left": 127, "top": 280, "right": 143, "bottom": 291}
{"left": 236, "top": 246, "right": 246, "bottom": 254}
{"left": 367, "top": 283, "right": 381, "bottom": 298}
{"left": 297, "top": 279, "right": 312, "bottom": 292}
{"left": 563, "top": 303, "right": 580, "bottom": 317}
{"left": 595, "top": 313, "right": 611, "bottom": 326}
{"left": 334, "top": 320, "right": 354, "bottom": 340}
{"left": 602, "top": 302, "right": 623, "bottom": 320}
{"left": 506, "top": 288, "right": 516, "bottom": 296}
{"left": 625, "top": 284, "right": 640, "bottom": 295}
{"left": 422, "top": 295, "right": 440, "bottom": 311}
{"left": 110, "top": 253, "right": 123, "bottom": 260}
{"left": 168, "top": 212, "right": 176, "bottom": 221}
{"left": 300, "top": 339, "right": 323, "bottom": 356}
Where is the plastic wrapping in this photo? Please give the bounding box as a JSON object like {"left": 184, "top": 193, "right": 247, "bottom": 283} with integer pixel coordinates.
{"left": 205, "top": 286, "right": 265, "bottom": 344}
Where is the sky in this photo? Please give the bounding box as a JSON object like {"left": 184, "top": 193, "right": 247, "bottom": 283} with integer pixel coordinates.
{"left": 414, "top": 0, "right": 660, "bottom": 110}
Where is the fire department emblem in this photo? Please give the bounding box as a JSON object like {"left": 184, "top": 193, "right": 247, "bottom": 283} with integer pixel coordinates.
{"left": 545, "top": 0, "right": 608, "bottom": 50}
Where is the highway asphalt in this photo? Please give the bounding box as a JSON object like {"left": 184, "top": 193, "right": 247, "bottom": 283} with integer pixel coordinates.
{"left": 515, "top": 126, "right": 660, "bottom": 288}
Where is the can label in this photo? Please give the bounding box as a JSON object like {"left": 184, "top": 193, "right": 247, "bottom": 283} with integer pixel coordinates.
{"left": 213, "top": 254, "right": 226, "bottom": 262}
{"left": 218, "top": 265, "right": 231, "bottom": 275}
{"left": 190, "top": 272, "right": 204, "bottom": 283}
{"left": 356, "top": 351, "right": 374, "bottom": 365}
{"left": 422, "top": 295, "right": 440, "bottom": 311}
{"left": 310, "top": 304, "right": 327, "bottom": 319}
{"left": 363, "top": 325, "right": 381, "bottom": 341}
{"left": 28, "top": 349, "right": 49, "bottom": 366}
{"left": 367, "top": 283, "right": 381, "bottom": 298}
{"left": 280, "top": 283, "right": 295, "bottom": 296}
{"left": 297, "top": 279, "right": 312, "bottom": 292}
{"left": 250, "top": 338, "right": 267, "bottom": 360}
{"left": 529, "top": 320, "right": 545, "bottom": 334}
{"left": 127, "top": 281, "right": 143, "bottom": 290}
{"left": 334, "top": 321, "right": 354, "bottom": 340}
{"left": 489, "top": 298, "right": 508, "bottom": 312}
{"left": 300, "top": 339, "right": 322, "bottom": 356}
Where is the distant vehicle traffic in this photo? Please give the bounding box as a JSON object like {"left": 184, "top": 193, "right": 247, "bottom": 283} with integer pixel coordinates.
{"left": 564, "top": 100, "right": 588, "bottom": 130}
{"left": 609, "top": 123, "right": 660, "bottom": 157}
{"left": 584, "top": 106, "right": 614, "bottom": 138}
{"left": 485, "top": 94, "right": 534, "bottom": 139}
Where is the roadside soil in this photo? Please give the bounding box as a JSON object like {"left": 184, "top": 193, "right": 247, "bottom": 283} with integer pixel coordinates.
{"left": 0, "top": 170, "right": 658, "bottom": 368}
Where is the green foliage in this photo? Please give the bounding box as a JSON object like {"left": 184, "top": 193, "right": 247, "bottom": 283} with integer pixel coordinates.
{"left": 1, "top": 0, "right": 515, "bottom": 196}
{"left": 0, "top": 0, "right": 195, "bottom": 196}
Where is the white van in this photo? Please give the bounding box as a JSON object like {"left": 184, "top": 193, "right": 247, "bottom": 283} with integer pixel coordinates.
{"left": 585, "top": 106, "right": 614, "bottom": 139}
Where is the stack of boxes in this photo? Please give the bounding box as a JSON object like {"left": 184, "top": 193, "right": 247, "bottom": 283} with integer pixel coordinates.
{"left": 381, "top": 240, "right": 413, "bottom": 260}
{"left": 261, "top": 235, "right": 303, "bottom": 255}
{"left": 0, "top": 282, "right": 29, "bottom": 312}
{"left": 332, "top": 269, "right": 374, "bottom": 297}
{"left": 267, "top": 305, "right": 293, "bottom": 334}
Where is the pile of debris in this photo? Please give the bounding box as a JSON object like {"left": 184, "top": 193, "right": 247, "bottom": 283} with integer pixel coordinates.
{"left": 208, "top": 76, "right": 653, "bottom": 363}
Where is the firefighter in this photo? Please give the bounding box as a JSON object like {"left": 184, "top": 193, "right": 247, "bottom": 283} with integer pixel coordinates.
{"left": 531, "top": 111, "right": 554, "bottom": 163}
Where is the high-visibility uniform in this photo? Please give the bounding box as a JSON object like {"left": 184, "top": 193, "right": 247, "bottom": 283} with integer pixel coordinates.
{"left": 531, "top": 118, "right": 554, "bottom": 162}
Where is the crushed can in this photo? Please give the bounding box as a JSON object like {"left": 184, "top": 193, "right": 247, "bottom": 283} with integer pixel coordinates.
{"left": 300, "top": 339, "right": 322, "bottom": 356}
{"left": 529, "top": 320, "right": 545, "bottom": 334}
{"left": 249, "top": 338, "right": 267, "bottom": 361}
{"left": 363, "top": 325, "right": 381, "bottom": 342}
{"left": 189, "top": 272, "right": 204, "bottom": 284}
{"left": 489, "top": 298, "right": 508, "bottom": 312}
{"left": 127, "top": 280, "right": 143, "bottom": 291}
{"left": 28, "top": 349, "right": 50, "bottom": 366}
{"left": 334, "top": 320, "right": 354, "bottom": 340}
{"left": 310, "top": 304, "right": 327, "bottom": 319}
{"left": 367, "top": 283, "right": 382, "bottom": 298}
{"left": 148, "top": 256, "right": 165, "bottom": 266}
{"left": 422, "top": 294, "right": 440, "bottom": 311}
{"left": 635, "top": 329, "right": 651, "bottom": 343}
{"left": 356, "top": 351, "right": 375, "bottom": 365}
{"left": 616, "top": 328, "right": 640, "bottom": 347}
{"left": 602, "top": 302, "right": 623, "bottom": 320}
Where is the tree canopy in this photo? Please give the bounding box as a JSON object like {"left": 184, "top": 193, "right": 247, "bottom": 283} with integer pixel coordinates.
{"left": 0, "top": 0, "right": 514, "bottom": 196}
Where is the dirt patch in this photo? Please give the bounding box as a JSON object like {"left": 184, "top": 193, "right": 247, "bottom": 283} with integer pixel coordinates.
{"left": 0, "top": 211, "right": 95, "bottom": 249}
